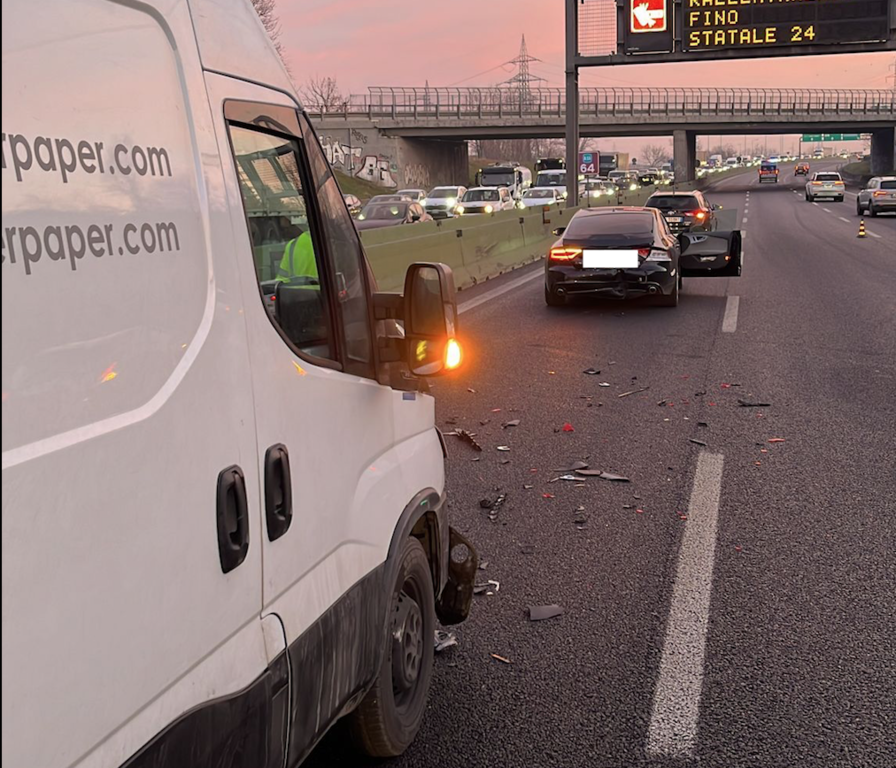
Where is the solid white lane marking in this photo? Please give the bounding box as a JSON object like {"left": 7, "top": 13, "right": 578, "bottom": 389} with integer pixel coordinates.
{"left": 721, "top": 295, "right": 740, "bottom": 333}
{"left": 812, "top": 202, "right": 820, "bottom": 207}
{"left": 458, "top": 267, "right": 542, "bottom": 314}
{"left": 823, "top": 207, "right": 832, "bottom": 213}
{"left": 838, "top": 216, "right": 850, "bottom": 223}
{"left": 647, "top": 451, "right": 725, "bottom": 758}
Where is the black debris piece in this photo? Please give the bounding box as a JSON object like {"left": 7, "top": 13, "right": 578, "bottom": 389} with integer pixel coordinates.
{"left": 738, "top": 399, "right": 772, "bottom": 408}
{"left": 698, "top": 421, "right": 709, "bottom": 428}
{"left": 444, "top": 417, "right": 459, "bottom": 425}
{"left": 479, "top": 498, "right": 495, "bottom": 510}
{"left": 500, "top": 458, "right": 511, "bottom": 465}
{"left": 528, "top": 605, "right": 564, "bottom": 621}
{"left": 657, "top": 399, "right": 668, "bottom": 407}
{"left": 520, "top": 545, "right": 536, "bottom": 555}
{"left": 575, "top": 469, "right": 631, "bottom": 482}
{"left": 695, "top": 390, "right": 707, "bottom": 397}
{"left": 689, "top": 439, "right": 708, "bottom": 447}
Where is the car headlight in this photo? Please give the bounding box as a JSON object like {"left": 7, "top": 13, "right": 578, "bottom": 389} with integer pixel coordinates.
{"left": 420, "top": 199, "right": 428, "bottom": 207}
{"left": 485, "top": 204, "right": 494, "bottom": 213}
{"left": 446, "top": 198, "right": 456, "bottom": 207}
{"left": 591, "top": 190, "right": 600, "bottom": 197}
{"left": 357, "top": 214, "right": 366, "bottom": 220}
{"left": 456, "top": 205, "right": 465, "bottom": 214}
{"left": 629, "top": 183, "right": 638, "bottom": 191}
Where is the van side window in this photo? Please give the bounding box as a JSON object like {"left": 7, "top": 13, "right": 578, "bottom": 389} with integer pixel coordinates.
{"left": 228, "top": 124, "right": 335, "bottom": 362}
{"left": 298, "top": 115, "right": 373, "bottom": 371}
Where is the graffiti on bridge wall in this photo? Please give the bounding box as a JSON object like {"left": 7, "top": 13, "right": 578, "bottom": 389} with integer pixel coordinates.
{"left": 402, "top": 163, "right": 431, "bottom": 190}
{"left": 321, "top": 136, "right": 398, "bottom": 188}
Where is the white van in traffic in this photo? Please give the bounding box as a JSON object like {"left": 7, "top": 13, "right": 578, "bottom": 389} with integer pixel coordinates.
{"left": 1, "top": 2, "right": 476, "bottom": 768}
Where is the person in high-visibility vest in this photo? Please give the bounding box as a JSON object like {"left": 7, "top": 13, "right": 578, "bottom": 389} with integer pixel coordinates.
{"left": 275, "top": 229, "right": 318, "bottom": 287}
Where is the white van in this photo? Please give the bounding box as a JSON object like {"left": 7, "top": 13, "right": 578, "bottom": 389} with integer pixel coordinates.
{"left": 1, "top": 2, "right": 477, "bottom": 767}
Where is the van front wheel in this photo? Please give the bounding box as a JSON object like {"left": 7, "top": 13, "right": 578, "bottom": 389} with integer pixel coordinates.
{"left": 350, "top": 537, "right": 435, "bottom": 757}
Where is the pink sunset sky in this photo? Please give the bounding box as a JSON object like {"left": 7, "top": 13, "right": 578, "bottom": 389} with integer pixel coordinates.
{"left": 277, "top": 1, "right": 894, "bottom": 153}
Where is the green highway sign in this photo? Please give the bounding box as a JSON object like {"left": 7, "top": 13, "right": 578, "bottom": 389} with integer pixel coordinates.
{"left": 801, "top": 134, "right": 863, "bottom": 142}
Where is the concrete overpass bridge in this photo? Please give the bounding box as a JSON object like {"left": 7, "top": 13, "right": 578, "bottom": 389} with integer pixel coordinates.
{"left": 309, "top": 87, "right": 896, "bottom": 188}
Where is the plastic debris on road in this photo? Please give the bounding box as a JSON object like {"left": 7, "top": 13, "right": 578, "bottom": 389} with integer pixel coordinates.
{"left": 768, "top": 437, "right": 786, "bottom": 443}
{"left": 434, "top": 630, "right": 458, "bottom": 652}
{"left": 554, "top": 460, "right": 589, "bottom": 472}
{"left": 491, "top": 654, "right": 512, "bottom": 664}
{"left": 598, "top": 382, "right": 611, "bottom": 387}
{"left": 528, "top": 605, "right": 564, "bottom": 621}
{"left": 561, "top": 423, "right": 575, "bottom": 432}
{"left": 502, "top": 419, "right": 521, "bottom": 428}
{"left": 618, "top": 386, "right": 650, "bottom": 398}
{"left": 448, "top": 428, "right": 482, "bottom": 451}
{"left": 497, "top": 445, "right": 511, "bottom": 451}
{"left": 583, "top": 368, "right": 601, "bottom": 375}
{"left": 575, "top": 469, "right": 631, "bottom": 482}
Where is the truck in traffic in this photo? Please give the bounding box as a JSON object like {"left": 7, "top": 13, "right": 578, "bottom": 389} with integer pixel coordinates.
{"left": 534, "top": 168, "right": 568, "bottom": 195}
{"left": 1, "top": 2, "right": 477, "bottom": 768}
{"left": 477, "top": 163, "right": 533, "bottom": 199}
{"left": 536, "top": 157, "right": 565, "bottom": 172}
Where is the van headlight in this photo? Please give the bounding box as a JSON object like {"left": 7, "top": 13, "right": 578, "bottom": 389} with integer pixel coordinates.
{"left": 485, "top": 204, "right": 494, "bottom": 213}
{"left": 446, "top": 197, "right": 456, "bottom": 207}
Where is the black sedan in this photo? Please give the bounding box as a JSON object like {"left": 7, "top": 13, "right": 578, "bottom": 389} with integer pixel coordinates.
{"left": 355, "top": 201, "right": 433, "bottom": 231}
{"left": 645, "top": 191, "right": 716, "bottom": 233}
{"left": 544, "top": 207, "right": 741, "bottom": 308}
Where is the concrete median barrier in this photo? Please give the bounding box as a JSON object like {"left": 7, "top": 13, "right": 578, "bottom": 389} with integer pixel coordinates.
{"left": 360, "top": 182, "right": 705, "bottom": 291}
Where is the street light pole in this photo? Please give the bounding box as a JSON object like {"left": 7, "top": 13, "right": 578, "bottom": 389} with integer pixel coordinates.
{"left": 565, "top": 0, "right": 579, "bottom": 206}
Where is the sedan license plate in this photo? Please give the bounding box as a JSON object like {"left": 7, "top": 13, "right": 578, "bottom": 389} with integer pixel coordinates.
{"left": 667, "top": 217, "right": 683, "bottom": 223}
{"left": 583, "top": 249, "right": 639, "bottom": 269}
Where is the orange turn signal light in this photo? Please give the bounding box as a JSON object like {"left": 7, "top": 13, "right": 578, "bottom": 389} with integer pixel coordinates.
{"left": 444, "top": 338, "right": 463, "bottom": 370}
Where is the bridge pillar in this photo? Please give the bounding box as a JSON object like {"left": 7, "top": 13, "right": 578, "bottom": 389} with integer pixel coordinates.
{"left": 673, "top": 130, "right": 697, "bottom": 183}
{"left": 314, "top": 124, "right": 468, "bottom": 190}
{"left": 870, "top": 127, "right": 895, "bottom": 176}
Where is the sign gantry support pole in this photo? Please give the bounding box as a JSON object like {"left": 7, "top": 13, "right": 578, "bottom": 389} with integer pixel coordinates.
{"left": 565, "top": 0, "right": 580, "bottom": 206}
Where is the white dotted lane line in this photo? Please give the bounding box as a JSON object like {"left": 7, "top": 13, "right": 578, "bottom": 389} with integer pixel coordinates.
{"left": 838, "top": 216, "right": 850, "bottom": 223}
{"left": 647, "top": 451, "right": 726, "bottom": 758}
{"left": 868, "top": 231, "right": 882, "bottom": 239}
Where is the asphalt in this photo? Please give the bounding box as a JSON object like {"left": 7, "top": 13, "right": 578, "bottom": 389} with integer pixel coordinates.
{"left": 306, "top": 165, "right": 896, "bottom": 768}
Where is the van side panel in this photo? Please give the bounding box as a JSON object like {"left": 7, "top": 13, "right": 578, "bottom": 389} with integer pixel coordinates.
{"left": 1, "top": 2, "right": 270, "bottom": 767}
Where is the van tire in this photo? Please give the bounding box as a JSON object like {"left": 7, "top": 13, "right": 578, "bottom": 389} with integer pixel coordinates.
{"left": 350, "top": 537, "right": 435, "bottom": 757}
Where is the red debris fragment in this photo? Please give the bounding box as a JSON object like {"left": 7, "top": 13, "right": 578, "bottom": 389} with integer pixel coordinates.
{"left": 562, "top": 423, "right": 575, "bottom": 432}
{"left": 491, "top": 408, "right": 502, "bottom": 413}
{"left": 708, "top": 402, "right": 717, "bottom": 406}
{"left": 721, "top": 383, "right": 732, "bottom": 389}
{"left": 636, "top": 508, "right": 644, "bottom": 514}
{"left": 542, "top": 493, "right": 555, "bottom": 499}
{"left": 735, "top": 546, "right": 743, "bottom": 552}
{"left": 768, "top": 437, "right": 786, "bottom": 443}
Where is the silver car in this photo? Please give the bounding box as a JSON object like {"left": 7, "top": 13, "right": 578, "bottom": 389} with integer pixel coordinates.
{"left": 856, "top": 176, "right": 896, "bottom": 217}
{"left": 805, "top": 171, "right": 845, "bottom": 202}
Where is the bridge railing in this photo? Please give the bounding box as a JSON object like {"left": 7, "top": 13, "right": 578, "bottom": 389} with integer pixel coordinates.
{"left": 308, "top": 87, "right": 896, "bottom": 120}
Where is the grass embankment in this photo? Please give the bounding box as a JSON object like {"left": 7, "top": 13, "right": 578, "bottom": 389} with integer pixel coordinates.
{"left": 334, "top": 170, "right": 390, "bottom": 203}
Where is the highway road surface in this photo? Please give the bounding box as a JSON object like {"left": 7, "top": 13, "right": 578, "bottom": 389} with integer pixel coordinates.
{"left": 308, "top": 165, "right": 896, "bottom": 768}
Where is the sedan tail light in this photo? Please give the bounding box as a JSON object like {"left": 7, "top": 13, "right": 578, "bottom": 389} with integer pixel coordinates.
{"left": 873, "top": 190, "right": 890, "bottom": 197}
{"left": 549, "top": 246, "right": 582, "bottom": 262}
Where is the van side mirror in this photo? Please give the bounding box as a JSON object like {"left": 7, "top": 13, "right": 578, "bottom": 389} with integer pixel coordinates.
{"left": 404, "top": 263, "right": 463, "bottom": 377}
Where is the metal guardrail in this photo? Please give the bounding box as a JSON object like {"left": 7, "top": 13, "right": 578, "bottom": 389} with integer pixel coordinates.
{"left": 309, "top": 87, "right": 896, "bottom": 120}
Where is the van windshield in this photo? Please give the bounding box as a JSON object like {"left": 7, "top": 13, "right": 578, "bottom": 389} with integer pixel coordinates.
{"left": 464, "top": 189, "right": 500, "bottom": 202}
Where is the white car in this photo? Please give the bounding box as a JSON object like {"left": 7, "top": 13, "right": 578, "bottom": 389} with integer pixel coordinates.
{"left": 806, "top": 171, "right": 845, "bottom": 202}
{"left": 456, "top": 186, "right": 515, "bottom": 215}
{"left": 397, "top": 188, "right": 427, "bottom": 202}
{"left": 856, "top": 176, "right": 896, "bottom": 217}
{"left": 519, "top": 187, "right": 565, "bottom": 209}
{"left": 423, "top": 185, "right": 466, "bottom": 218}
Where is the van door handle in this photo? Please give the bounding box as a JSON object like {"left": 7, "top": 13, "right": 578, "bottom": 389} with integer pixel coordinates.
{"left": 264, "top": 444, "right": 293, "bottom": 542}
{"left": 216, "top": 465, "right": 250, "bottom": 573}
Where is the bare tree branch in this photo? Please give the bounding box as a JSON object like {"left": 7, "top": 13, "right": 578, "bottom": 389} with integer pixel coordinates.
{"left": 251, "top": 0, "right": 290, "bottom": 72}
{"left": 640, "top": 143, "right": 670, "bottom": 168}
{"left": 298, "top": 76, "right": 348, "bottom": 114}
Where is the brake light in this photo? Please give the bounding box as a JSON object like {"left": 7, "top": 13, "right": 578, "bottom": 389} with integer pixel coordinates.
{"left": 638, "top": 248, "right": 650, "bottom": 258}
{"left": 812, "top": 181, "right": 823, "bottom": 186}
{"left": 694, "top": 210, "right": 707, "bottom": 221}
{"left": 549, "top": 246, "right": 582, "bottom": 262}
{"left": 873, "top": 190, "right": 889, "bottom": 197}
